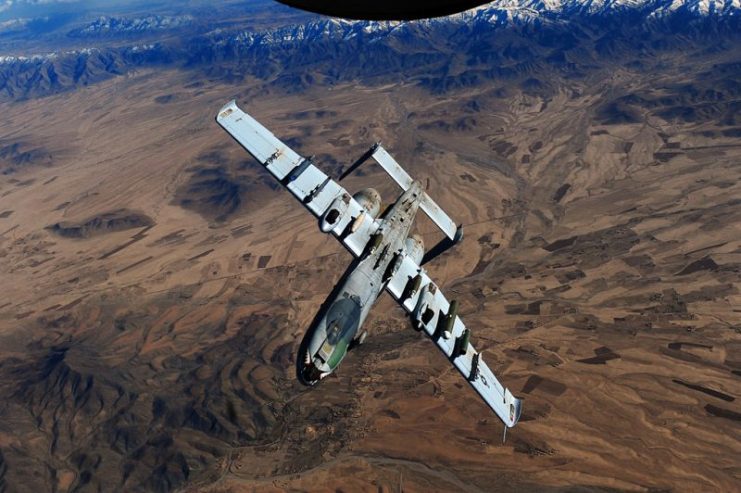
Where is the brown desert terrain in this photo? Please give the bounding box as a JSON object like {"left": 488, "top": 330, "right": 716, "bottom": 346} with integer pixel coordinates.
{"left": 0, "top": 39, "right": 739, "bottom": 493}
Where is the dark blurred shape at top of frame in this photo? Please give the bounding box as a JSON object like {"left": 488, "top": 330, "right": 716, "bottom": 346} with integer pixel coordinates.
{"left": 275, "top": 0, "right": 490, "bottom": 20}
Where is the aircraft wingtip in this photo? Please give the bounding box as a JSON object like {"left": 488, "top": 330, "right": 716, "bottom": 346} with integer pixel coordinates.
{"left": 510, "top": 398, "right": 523, "bottom": 427}
{"left": 216, "top": 99, "right": 238, "bottom": 120}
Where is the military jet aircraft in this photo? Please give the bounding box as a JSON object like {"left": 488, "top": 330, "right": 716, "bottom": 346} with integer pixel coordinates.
{"left": 216, "top": 100, "right": 522, "bottom": 431}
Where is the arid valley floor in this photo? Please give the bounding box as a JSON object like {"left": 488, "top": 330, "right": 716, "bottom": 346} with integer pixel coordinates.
{"left": 0, "top": 35, "right": 740, "bottom": 492}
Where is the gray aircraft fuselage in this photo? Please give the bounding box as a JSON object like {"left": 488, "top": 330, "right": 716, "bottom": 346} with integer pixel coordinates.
{"left": 298, "top": 181, "right": 425, "bottom": 384}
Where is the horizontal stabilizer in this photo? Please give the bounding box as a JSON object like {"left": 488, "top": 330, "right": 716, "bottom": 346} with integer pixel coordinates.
{"left": 419, "top": 191, "right": 458, "bottom": 242}
{"left": 342, "top": 143, "right": 461, "bottom": 244}
{"left": 374, "top": 145, "right": 457, "bottom": 241}
{"left": 372, "top": 144, "right": 414, "bottom": 190}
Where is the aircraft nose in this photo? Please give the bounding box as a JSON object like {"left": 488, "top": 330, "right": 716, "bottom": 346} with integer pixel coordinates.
{"left": 298, "top": 364, "right": 319, "bottom": 385}
{"left": 297, "top": 351, "right": 330, "bottom": 385}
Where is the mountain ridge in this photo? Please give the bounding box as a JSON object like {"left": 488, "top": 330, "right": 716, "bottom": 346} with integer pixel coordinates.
{"left": 0, "top": 0, "right": 738, "bottom": 101}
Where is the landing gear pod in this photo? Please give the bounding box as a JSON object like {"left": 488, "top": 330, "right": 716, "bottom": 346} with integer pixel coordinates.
{"left": 404, "top": 234, "right": 424, "bottom": 265}
{"left": 413, "top": 283, "right": 438, "bottom": 331}
{"left": 320, "top": 193, "right": 351, "bottom": 232}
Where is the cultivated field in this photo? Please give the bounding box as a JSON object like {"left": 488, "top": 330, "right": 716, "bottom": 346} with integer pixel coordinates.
{"left": 0, "top": 56, "right": 739, "bottom": 492}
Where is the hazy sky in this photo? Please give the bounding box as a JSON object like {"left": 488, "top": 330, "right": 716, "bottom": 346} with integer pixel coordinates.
{"left": 0, "top": 0, "right": 189, "bottom": 21}
{"left": 0, "top": 0, "right": 196, "bottom": 15}
{"left": 0, "top": 0, "right": 275, "bottom": 18}
{"left": 1, "top": 0, "right": 80, "bottom": 13}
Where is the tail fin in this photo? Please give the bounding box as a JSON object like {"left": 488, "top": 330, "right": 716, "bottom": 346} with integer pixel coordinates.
{"left": 345, "top": 143, "right": 462, "bottom": 244}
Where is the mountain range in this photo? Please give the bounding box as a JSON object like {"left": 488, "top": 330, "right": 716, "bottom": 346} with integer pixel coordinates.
{"left": 0, "top": 0, "right": 738, "bottom": 101}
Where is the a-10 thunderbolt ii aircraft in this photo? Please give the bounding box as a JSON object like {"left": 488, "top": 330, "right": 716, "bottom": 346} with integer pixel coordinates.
{"left": 216, "top": 100, "right": 522, "bottom": 432}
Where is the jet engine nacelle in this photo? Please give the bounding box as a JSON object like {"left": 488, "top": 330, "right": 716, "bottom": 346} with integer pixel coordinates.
{"left": 320, "top": 193, "right": 351, "bottom": 233}
{"left": 352, "top": 188, "right": 381, "bottom": 218}
{"left": 405, "top": 234, "right": 424, "bottom": 265}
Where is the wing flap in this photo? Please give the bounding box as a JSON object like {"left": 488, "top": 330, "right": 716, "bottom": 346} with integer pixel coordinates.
{"left": 386, "top": 254, "right": 522, "bottom": 427}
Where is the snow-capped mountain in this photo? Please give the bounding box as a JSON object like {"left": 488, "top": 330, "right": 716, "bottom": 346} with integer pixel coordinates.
{"left": 67, "top": 15, "right": 194, "bottom": 37}
{"left": 0, "top": 0, "right": 738, "bottom": 100}
{"left": 458, "top": 0, "right": 740, "bottom": 17}
{"left": 217, "top": 0, "right": 740, "bottom": 47}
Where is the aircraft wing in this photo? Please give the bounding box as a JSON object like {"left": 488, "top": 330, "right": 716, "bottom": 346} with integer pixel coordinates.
{"left": 385, "top": 254, "right": 523, "bottom": 428}
{"left": 216, "top": 100, "right": 380, "bottom": 257}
